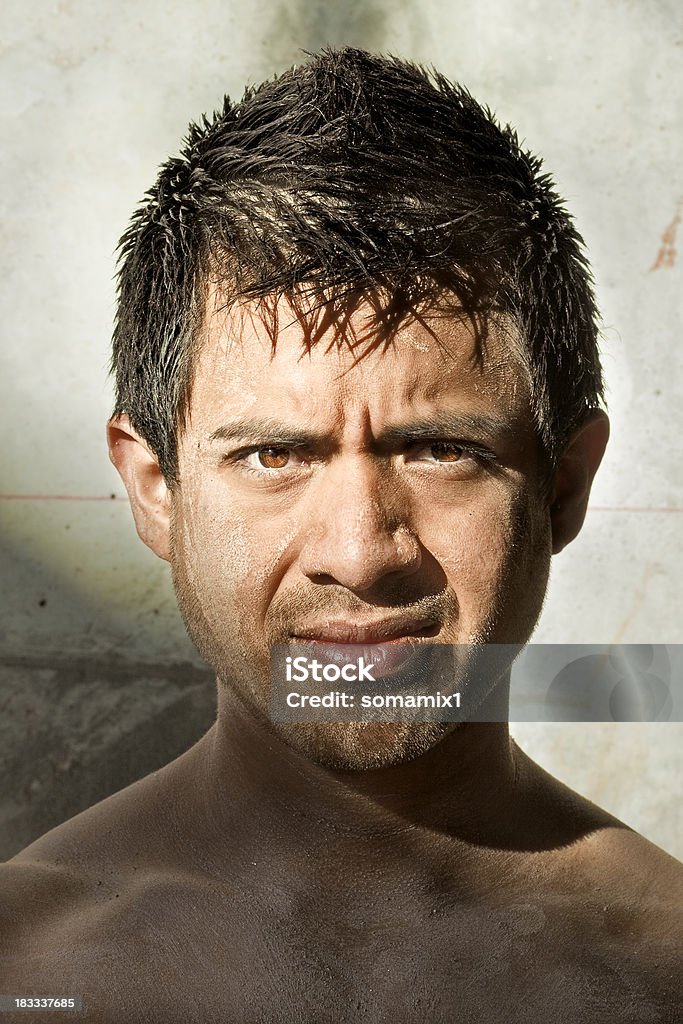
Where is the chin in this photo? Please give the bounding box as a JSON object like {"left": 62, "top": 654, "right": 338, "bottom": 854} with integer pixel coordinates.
{"left": 273, "top": 720, "right": 458, "bottom": 771}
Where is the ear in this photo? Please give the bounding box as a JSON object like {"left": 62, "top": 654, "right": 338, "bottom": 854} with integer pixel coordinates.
{"left": 107, "top": 414, "right": 172, "bottom": 562}
{"left": 549, "top": 409, "right": 610, "bottom": 555}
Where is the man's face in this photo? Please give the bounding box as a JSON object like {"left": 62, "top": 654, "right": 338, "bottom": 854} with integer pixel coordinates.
{"left": 169, "top": 294, "right": 552, "bottom": 768}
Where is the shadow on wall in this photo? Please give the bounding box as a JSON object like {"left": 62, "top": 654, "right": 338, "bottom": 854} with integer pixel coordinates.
{"left": 0, "top": 654, "right": 216, "bottom": 861}
{"left": 1, "top": 511, "right": 215, "bottom": 860}
{"left": 0, "top": 487, "right": 219, "bottom": 860}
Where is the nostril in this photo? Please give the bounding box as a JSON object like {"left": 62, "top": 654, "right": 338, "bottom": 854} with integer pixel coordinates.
{"left": 307, "top": 571, "right": 342, "bottom": 586}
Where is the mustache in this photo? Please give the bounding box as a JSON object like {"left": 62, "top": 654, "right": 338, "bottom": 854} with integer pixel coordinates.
{"left": 266, "top": 583, "right": 458, "bottom": 638}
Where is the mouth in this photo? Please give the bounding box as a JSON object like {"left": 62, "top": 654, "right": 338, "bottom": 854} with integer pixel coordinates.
{"left": 290, "top": 621, "right": 440, "bottom": 680}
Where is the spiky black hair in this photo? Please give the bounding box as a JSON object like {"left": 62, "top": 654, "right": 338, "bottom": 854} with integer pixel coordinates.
{"left": 112, "top": 46, "right": 604, "bottom": 485}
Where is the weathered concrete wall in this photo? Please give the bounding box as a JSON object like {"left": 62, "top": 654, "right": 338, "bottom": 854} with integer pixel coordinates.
{"left": 1, "top": 0, "right": 681, "bottom": 858}
{"left": 0, "top": 658, "right": 215, "bottom": 861}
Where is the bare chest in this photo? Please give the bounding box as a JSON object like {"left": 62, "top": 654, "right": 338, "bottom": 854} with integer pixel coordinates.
{"left": 14, "top": 882, "right": 678, "bottom": 1024}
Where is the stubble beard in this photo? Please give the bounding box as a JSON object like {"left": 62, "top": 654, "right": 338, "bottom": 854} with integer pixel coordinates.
{"left": 170, "top": 543, "right": 462, "bottom": 770}
{"left": 168, "top": 488, "right": 551, "bottom": 772}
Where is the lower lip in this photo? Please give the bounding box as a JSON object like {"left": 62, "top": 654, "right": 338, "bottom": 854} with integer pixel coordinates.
{"left": 291, "top": 639, "right": 421, "bottom": 679}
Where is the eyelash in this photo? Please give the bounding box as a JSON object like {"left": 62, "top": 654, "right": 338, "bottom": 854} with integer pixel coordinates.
{"left": 223, "top": 441, "right": 496, "bottom": 478}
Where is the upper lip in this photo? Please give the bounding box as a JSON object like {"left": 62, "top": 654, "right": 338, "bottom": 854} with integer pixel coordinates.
{"left": 291, "top": 619, "right": 439, "bottom": 644}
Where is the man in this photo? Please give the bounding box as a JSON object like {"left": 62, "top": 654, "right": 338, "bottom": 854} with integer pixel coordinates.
{"left": 1, "top": 47, "right": 680, "bottom": 1023}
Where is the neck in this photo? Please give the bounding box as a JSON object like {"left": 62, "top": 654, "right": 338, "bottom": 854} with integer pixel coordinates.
{"left": 175, "top": 677, "right": 530, "bottom": 875}
{"left": 159, "top": 676, "right": 610, "bottom": 904}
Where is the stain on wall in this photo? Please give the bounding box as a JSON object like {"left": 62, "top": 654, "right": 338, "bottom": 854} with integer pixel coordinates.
{"left": 650, "top": 197, "right": 682, "bottom": 270}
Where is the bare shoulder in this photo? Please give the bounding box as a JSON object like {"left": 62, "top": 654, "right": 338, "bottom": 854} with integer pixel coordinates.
{"left": 6, "top": 773, "right": 159, "bottom": 868}
{"left": 0, "top": 757, "right": 183, "bottom": 955}
{"left": 574, "top": 825, "right": 683, "bottom": 925}
{"left": 3, "top": 724, "right": 210, "bottom": 875}
{"left": 517, "top": 747, "right": 682, "bottom": 907}
{"left": 538, "top": 820, "right": 682, "bottom": 1010}
{"left": 512, "top": 750, "right": 682, "bottom": 1001}
{"left": 0, "top": 856, "right": 89, "bottom": 948}
{"left": 0, "top": 764, "right": 203, "bottom": 1016}
{"left": 592, "top": 824, "right": 683, "bottom": 880}
{"left": 0, "top": 853, "right": 180, "bottom": 1022}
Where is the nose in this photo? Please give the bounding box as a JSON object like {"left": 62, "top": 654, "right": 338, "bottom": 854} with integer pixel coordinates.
{"left": 298, "top": 455, "right": 422, "bottom": 592}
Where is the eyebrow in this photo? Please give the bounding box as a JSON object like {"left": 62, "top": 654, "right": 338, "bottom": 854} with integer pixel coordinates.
{"left": 382, "top": 413, "right": 515, "bottom": 445}
{"left": 208, "top": 413, "right": 515, "bottom": 448}
{"left": 209, "top": 418, "right": 329, "bottom": 447}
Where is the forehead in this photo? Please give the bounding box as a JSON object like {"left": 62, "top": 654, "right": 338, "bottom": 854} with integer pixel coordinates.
{"left": 186, "top": 291, "right": 532, "bottom": 433}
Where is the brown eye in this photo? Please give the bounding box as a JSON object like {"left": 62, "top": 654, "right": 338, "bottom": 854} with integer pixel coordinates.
{"left": 257, "top": 447, "right": 290, "bottom": 469}
{"left": 430, "top": 442, "right": 463, "bottom": 462}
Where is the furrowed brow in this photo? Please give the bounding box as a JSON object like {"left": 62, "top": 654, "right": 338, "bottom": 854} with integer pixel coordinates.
{"left": 208, "top": 413, "right": 516, "bottom": 450}
{"left": 208, "top": 418, "right": 327, "bottom": 448}
{"left": 381, "top": 413, "right": 515, "bottom": 445}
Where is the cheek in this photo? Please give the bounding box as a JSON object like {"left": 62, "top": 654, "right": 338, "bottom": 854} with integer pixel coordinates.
{"left": 421, "top": 487, "right": 520, "bottom": 579}
{"left": 175, "top": 481, "right": 299, "bottom": 632}
{"left": 172, "top": 480, "right": 251, "bottom": 630}
{"left": 419, "top": 483, "right": 547, "bottom": 619}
